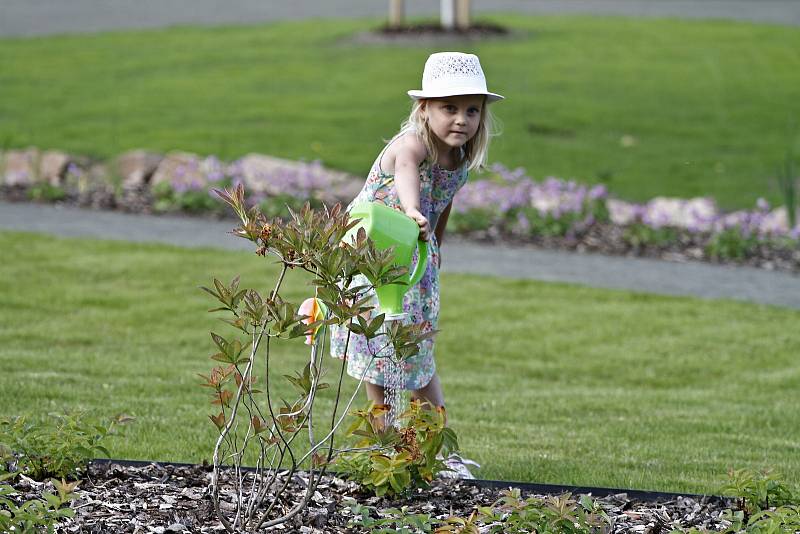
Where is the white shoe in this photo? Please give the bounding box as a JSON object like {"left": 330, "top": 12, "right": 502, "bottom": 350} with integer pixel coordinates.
{"left": 439, "top": 453, "right": 480, "bottom": 480}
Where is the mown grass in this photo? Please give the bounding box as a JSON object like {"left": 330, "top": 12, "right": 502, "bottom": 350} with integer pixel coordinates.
{"left": 1, "top": 230, "right": 798, "bottom": 494}
{"left": 1, "top": 16, "right": 799, "bottom": 209}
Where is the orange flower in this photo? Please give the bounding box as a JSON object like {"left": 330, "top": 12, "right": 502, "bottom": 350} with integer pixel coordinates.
{"left": 298, "top": 297, "right": 327, "bottom": 345}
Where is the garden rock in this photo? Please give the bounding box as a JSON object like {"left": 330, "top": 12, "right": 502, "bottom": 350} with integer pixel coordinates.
{"left": 39, "top": 150, "right": 71, "bottom": 186}
{"left": 759, "top": 206, "right": 791, "bottom": 234}
{"left": 150, "top": 151, "right": 208, "bottom": 190}
{"left": 607, "top": 198, "right": 640, "bottom": 225}
{"left": 644, "top": 196, "right": 718, "bottom": 231}
{"left": 319, "top": 176, "right": 363, "bottom": 205}
{"left": 3, "top": 147, "right": 40, "bottom": 187}
{"left": 235, "top": 153, "right": 355, "bottom": 201}
{"left": 117, "top": 150, "right": 164, "bottom": 189}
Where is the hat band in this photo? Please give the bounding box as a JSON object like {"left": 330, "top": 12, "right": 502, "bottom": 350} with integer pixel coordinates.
{"left": 424, "top": 76, "right": 488, "bottom": 94}
{"left": 411, "top": 85, "right": 494, "bottom": 98}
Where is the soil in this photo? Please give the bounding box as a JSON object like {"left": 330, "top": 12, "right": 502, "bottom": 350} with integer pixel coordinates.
{"left": 6, "top": 461, "right": 736, "bottom": 533}
{"left": 350, "top": 22, "right": 518, "bottom": 46}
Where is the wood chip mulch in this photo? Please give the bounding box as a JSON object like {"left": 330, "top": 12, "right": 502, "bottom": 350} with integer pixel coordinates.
{"left": 4, "top": 461, "right": 738, "bottom": 533}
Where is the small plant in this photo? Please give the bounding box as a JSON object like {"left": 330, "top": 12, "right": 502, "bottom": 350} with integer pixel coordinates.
{"left": 0, "top": 413, "right": 129, "bottom": 481}
{"left": 738, "top": 505, "right": 800, "bottom": 533}
{"left": 344, "top": 497, "right": 437, "bottom": 533}
{"left": 521, "top": 207, "right": 585, "bottom": 238}
{"left": 27, "top": 183, "right": 66, "bottom": 202}
{"left": 336, "top": 399, "right": 459, "bottom": 497}
{"left": 705, "top": 228, "right": 760, "bottom": 261}
{"left": 0, "top": 477, "right": 79, "bottom": 534}
{"left": 152, "top": 180, "right": 228, "bottom": 214}
{"left": 673, "top": 505, "right": 800, "bottom": 533}
{"left": 448, "top": 207, "right": 495, "bottom": 233}
{"left": 436, "top": 510, "right": 481, "bottom": 533}
{"left": 473, "top": 489, "right": 611, "bottom": 534}
{"left": 720, "top": 468, "right": 797, "bottom": 518}
{"left": 623, "top": 222, "right": 680, "bottom": 249}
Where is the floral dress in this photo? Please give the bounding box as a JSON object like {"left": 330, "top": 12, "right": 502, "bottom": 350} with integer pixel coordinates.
{"left": 329, "top": 145, "right": 469, "bottom": 390}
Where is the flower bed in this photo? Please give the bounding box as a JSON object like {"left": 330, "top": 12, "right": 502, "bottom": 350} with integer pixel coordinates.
{"left": 6, "top": 461, "right": 735, "bottom": 533}
{"left": 1, "top": 148, "right": 798, "bottom": 273}
{"left": 451, "top": 164, "right": 800, "bottom": 272}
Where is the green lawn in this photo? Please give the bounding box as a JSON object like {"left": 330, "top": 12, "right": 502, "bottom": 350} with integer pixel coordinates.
{"left": 1, "top": 230, "right": 798, "bottom": 494}
{"left": 1, "top": 16, "right": 799, "bottom": 209}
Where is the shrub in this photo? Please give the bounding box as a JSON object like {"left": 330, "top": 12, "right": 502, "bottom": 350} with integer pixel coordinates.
{"left": 202, "top": 185, "right": 452, "bottom": 531}
{"left": 623, "top": 223, "right": 681, "bottom": 249}
{"left": 335, "top": 400, "right": 459, "bottom": 497}
{"left": 706, "top": 228, "right": 760, "bottom": 261}
{"left": 0, "top": 476, "right": 79, "bottom": 534}
{"left": 0, "top": 413, "right": 128, "bottom": 481}
{"left": 27, "top": 183, "right": 66, "bottom": 202}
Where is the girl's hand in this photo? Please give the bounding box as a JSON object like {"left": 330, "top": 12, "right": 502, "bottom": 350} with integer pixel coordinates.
{"left": 405, "top": 208, "right": 431, "bottom": 241}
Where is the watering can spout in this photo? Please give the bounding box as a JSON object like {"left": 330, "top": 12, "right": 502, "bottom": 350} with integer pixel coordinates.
{"left": 344, "top": 202, "right": 429, "bottom": 319}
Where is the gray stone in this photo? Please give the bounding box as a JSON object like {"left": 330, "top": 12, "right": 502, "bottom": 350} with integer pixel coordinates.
{"left": 150, "top": 151, "right": 206, "bottom": 189}
{"left": 3, "top": 148, "right": 40, "bottom": 186}
{"left": 116, "top": 150, "right": 163, "bottom": 189}
{"left": 235, "top": 153, "right": 356, "bottom": 200}
{"left": 39, "top": 150, "right": 71, "bottom": 186}
{"left": 320, "top": 177, "right": 362, "bottom": 206}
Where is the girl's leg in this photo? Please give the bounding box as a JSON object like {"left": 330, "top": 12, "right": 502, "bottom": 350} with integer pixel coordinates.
{"left": 365, "top": 382, "right": 385, "bottom": 405}
{"left": 411, "top": 372, "right": 445, "bottom": 409}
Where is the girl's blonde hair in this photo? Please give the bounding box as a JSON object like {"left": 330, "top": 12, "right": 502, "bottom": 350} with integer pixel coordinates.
{"left": 389, "top": 97, "right": 498, "bottom": 174}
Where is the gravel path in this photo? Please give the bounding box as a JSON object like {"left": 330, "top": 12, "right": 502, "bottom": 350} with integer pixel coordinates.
{"left": 2, "top": 201, "right": 798, "bottom": 310}
{"left": 1, "top": 0, "right": 798, "bottom": 37}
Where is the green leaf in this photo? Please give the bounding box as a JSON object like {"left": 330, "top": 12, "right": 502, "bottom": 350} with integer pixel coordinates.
{"left": 210, "top": 332, "right": 227, "bottom": 352}
{"left": 42, "top": 492, "right": 61, "bottom": 508}
{"left": 388, "top": 473, "right": 404, "bottom": 493}
{"left": 199, "top": 285, "right": 220, "bottom": 300}
{"left": 346, "top": 322, "right": 366, "bottom": 336}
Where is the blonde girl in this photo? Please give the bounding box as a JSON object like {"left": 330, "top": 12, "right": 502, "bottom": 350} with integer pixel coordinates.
{"left": 330, "top": 53, "right": 503, "bottom": 468}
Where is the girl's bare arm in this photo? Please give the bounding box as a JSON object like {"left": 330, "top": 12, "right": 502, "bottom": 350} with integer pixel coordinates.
{"left": 393, "top": 135, "right": 431, "bottom": 240}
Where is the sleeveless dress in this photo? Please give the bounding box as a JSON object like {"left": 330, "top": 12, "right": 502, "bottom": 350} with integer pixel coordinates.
{"left": 329, "top": 142, "right": 469, "bottom": 390}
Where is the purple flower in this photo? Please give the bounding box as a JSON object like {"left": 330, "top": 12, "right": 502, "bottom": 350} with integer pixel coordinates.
{"left": 66, "top": 162, "right": 82, "bottom": 177}
{"left": 189, "top": 177, "right": 204, "bottom": 191}
{"left": 513, "top": 212, "right": 531, "bottom": 235}
{"left": 588, "top": 184, "right": 608, "bottom": 201}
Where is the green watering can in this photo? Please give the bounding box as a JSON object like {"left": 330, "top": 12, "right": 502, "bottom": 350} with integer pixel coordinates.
{"left": 345, "top": 202, "right": 428, "bottom": 320}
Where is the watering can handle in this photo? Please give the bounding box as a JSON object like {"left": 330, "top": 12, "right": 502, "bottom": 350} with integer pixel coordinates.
{"left": 408, "top": 239, "right": 428, "bottom": 287}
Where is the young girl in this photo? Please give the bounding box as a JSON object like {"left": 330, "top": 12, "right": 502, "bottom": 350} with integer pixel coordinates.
{"left": 330, "top": 51, "right": 503, "bottom": 448}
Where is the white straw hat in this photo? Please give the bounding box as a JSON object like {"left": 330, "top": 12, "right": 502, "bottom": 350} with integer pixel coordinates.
{"left": 408, "top": 52, "right": 504, "bottom": 103}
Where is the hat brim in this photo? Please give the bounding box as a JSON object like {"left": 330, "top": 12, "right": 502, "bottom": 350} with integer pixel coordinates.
{"left": 407, "top": 88, "right": 504, "bottom": 103}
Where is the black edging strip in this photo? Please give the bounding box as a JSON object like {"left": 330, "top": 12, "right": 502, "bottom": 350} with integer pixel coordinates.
{"left": 90, "top": 458, "right": 724, "bottom": 504}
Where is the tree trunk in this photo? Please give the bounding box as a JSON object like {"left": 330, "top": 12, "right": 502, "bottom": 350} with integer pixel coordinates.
{"left": 456, "top": 0, "right": 471, "bottom": 30}
{"left": 440, "top": 0, "right": 456, "bottom": 30}
{"left": 388, "top": 0, "right": 404, "bottom": 29}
